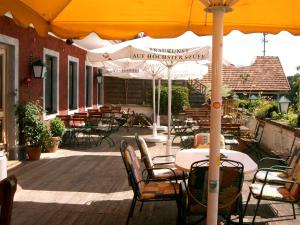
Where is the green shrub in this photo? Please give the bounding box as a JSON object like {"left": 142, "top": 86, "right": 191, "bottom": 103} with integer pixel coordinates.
{"left": 50, "top": 118, "right": 66, "bottom": 137}
{"left": 254, "top": 100, "right": 279, "bottom": 119}
{"left": 289, "top": 113, "right": 298, "bottom": 126}
{"left": 237, "top": 99, "right": 250, "bottom": 109}
{"left": 271, "top": 111, "right": 281, "bottom": 120}
{"left": 16, "top": 100, "right": 51, "bottom": 147}
{"left": 159, "top": 85, "right": 190, "bottom": 115}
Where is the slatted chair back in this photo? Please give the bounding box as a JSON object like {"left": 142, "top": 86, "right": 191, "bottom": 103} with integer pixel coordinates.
{"left": 193, "top": 133, "right": 225, "bottom": 149}
{"left": 135, "top": 134, "right": 154, "bottom": 173}
{"left": 111, "top": 106, "right": 122, "bottom": 114}
{"left": 0, "top": 175, "right": 17, "bottom": 225}
{"left": 56, "top": 115, "right": 71, "bottom": 127}
{"left": 135, "top": 134, "right": 153, "bottom": 166}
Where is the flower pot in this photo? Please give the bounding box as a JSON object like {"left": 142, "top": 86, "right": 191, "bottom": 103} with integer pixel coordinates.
{"left": 46, "top": 137, "right": 61, "bottom": 153}
{"left": 26, "top": 146, "right": 42, "bottom": 160}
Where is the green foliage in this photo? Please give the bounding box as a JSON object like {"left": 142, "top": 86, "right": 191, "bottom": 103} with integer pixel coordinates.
{"left": 50, "top": 118, "right": 66, "bottom": 137}
{"left": 288, "top": 113, "right": 298, "bottom": 126}
{"left": 271, "top": 111, "right": 281, "bottom": 120}
{"left": 238, "top": 99, "right": 263, "bottom": 112}
{"left": 237, "top": 99, "right": 250, "bottom": 109}
{"left": 16, "top": 100, "right": 51, "bottom": 147}
{"left": 254, "top": 100, "right": 279, "bottom": 119}
{"left": 159, "top": 85, "right": 190, "bottom": 115}
{"left": 287, "top": 74, "right": 300, "bottom": 111}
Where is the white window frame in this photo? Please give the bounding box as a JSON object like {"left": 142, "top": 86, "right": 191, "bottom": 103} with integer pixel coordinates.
{"left": 43, "top": 48, "right": 59, "bottom": 120}
{"left": 67, "top": 56, "right": 79, "bottom": 114}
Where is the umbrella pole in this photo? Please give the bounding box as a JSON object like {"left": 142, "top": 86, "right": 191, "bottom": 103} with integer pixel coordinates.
{"left": 207, "top": 6, "right": 224, "bottom": 225}
{"left": 152, "top": 76, "right": 157, "bottom": 137}
{"left": 157, "top": 78, "right": 161, "bottom": 126}
{"left": 166, "top": 65, "right": 173, "bottom": 155}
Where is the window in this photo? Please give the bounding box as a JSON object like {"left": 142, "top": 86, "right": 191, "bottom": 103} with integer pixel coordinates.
{"left": 68, "top": 59, "right": 78, "bottom": 110}
{"left": 97, "top": 69, "right": 103, "bottom": 105}
{"left": 85, "top": 66, "right": 93, "bottom": 108}
{"left": 43, "top": 48, "right": 59, "bottom": 118}
{"left": 45, "top": 55, "right": 58, "bottom": 114}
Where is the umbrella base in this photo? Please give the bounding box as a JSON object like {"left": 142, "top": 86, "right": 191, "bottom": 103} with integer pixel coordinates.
{"left": 143, "top": 134, "right": 167, "bottom": 143}
{"left": 148, "top": 125, "right": 168, "bottom": 131}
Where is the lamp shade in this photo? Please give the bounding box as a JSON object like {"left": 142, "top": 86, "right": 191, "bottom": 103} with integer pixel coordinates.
{"left": 32, "top": 60, "right": 46, "bottom": 78}
{"left": 249, "top": 95, "right": 258, "bottom": 101}
{"left": 232, "top": 93, "right": 239, "bottom": 100}
{"left": 278, "top": 96, "right": 291, "bottom": 113}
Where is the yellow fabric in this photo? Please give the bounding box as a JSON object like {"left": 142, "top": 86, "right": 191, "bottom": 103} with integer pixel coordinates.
{"left": 1, "top": 0, "right": 300, "bottom": 39}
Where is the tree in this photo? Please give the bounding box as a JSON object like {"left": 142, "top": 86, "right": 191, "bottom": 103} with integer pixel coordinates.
{"left": 287, "top": 66, "right": 300, "bottom": 112}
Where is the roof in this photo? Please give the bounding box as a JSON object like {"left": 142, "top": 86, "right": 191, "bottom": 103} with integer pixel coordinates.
{"left": 201, "top": 56, "right": 291, "bottom": 93}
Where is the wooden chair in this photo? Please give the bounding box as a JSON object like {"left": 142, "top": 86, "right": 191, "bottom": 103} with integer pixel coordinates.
{"left": 120, "top": 140, "right": 180, "bottom": 225}
{"left": 179, "top": 159, "right": 244, "bottom": 225}
{"left": 135, "top": 133, "right": 186, "bottom": 181}
{"left": 172, "top": 115, "right": 194, "bottom": 149}
{"left": 244, "top": 158, "right": 300, "bottom": 224}
{"left": 239, "top": 120, "right": 266, "bottom": 159}
{"left": 0, "top": 175, "right": 17, "bottom": 225}
{"left": 255, "top": 140, "right": 300, "bottom": 184}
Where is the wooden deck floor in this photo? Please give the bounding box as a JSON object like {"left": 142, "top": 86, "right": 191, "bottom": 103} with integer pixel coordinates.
{"left": 7, "top": 127, "right": 300, "bottom": 225}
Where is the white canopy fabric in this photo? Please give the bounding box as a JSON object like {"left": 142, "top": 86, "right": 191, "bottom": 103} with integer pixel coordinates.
{"left": 87, "top": 32, "right": 211, "bottom": 62}
{"left": 101, "top": 59, "right": 208, "bottom": 80}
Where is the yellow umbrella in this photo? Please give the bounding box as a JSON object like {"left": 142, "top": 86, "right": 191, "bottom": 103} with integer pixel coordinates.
{"left": 2, "top": 1, "right": 300, "bottom": 224}
{"left": 1, "top": 0, "right": 300, "bottom": 39}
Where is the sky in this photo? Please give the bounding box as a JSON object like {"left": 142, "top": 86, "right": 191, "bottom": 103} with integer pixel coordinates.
{"left": 214, "top": 31, "right": 300, "bottom": 77}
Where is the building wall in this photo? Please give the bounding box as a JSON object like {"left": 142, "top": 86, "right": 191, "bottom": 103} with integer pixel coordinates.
{"left": 0, "top": 16, "right": 98, "bottom": 114}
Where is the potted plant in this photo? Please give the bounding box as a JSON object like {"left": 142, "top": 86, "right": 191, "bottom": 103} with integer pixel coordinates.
{"left": 46, "top": 117, "right": 66, "bottom": 152}
{"left": 17, "top": 100, "right": 51, "bottom": 160}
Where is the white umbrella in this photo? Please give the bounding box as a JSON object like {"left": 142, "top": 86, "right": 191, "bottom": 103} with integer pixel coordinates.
{"left": 101, "top": 59, "right": 208, "bottom": 143}
{"left": 88, "top": 35, "right": 210, "bottom": 154}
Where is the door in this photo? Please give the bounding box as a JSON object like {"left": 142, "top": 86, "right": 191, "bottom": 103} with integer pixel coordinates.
{"left": 0, "top": 45, "right": 7, "bottom": 151}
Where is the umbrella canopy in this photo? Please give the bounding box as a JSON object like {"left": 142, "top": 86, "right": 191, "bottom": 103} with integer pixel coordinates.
{"left": 1, "top": 0, "right": 300, "bottom": 39}
{"left": 87, "top": 32, "right": 211, "bottom": 62}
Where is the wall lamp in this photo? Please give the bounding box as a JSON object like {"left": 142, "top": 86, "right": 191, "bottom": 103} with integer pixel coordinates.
{"left": 31, "top": 59, "right": 47, "bottom": 78}
{"left": 278, "top": 96, "right": 291, "bottom": 114}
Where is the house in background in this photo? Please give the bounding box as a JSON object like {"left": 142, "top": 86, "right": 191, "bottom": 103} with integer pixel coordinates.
{"left": 200, "top": 56, "right": 291, "bottom": 98}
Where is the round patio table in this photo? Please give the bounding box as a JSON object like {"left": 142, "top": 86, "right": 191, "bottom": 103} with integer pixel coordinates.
{"left": 175, "top": 148, "right": 257, "bottom": 174}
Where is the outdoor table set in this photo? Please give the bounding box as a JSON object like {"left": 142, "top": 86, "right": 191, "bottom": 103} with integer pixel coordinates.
{"left": 60, "top": 114, "right": 122, "bottom": 148}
